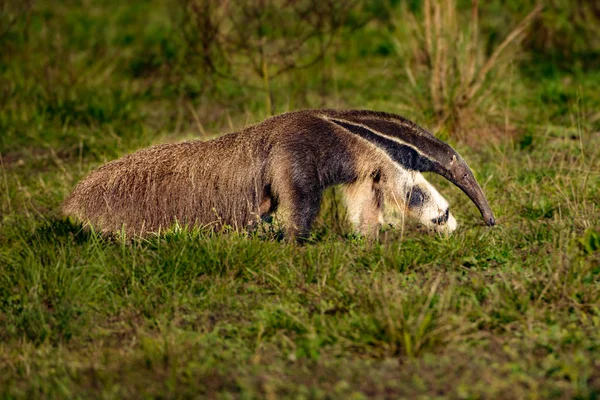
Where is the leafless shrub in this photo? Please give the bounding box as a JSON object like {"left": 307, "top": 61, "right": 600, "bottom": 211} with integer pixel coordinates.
{"left": 390, "top": 0, "right": 542, "bottom": 137}
{"left": 178, "top": 0, "right": 356, "bottom": 114}
{"left": 0, "top": 0, "right": 34, "bottom": 40}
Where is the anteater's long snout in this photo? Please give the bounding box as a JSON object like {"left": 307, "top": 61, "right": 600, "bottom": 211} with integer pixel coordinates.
{"left": 459, "top": 171, "right": 496, "bottom": 226}
{"left": 443, "top": 156, "right": 495, "bottom": 226}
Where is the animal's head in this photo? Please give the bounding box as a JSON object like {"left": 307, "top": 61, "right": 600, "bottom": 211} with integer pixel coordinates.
{"left": 330, "top": 111, "right": 495, "bottom": 227}
{"left": 404, "top": 172, "right": 457, "bottom": 234}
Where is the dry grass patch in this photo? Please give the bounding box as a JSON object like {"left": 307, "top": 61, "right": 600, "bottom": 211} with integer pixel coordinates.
{"left": 390, "top": 0, "right": 542, "bottom": 138}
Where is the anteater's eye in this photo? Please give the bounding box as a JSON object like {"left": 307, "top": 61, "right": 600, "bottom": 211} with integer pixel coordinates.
{"left": 406, "top": 186, "right": 425, "bottom": 208}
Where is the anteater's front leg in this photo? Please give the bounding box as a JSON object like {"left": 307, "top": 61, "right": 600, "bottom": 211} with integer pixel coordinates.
{"left": 271, "top": 164, "right": 322, "bottom": 242}
{"left": 276, "top": 184, "right": 322, "bottom": 241}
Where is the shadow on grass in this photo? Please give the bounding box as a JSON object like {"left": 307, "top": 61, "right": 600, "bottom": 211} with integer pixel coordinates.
{"left": 27, "top": 217, "right": 95, "bottom": 246}
{"left": 26, "top": 217, "right": 291, "bottom": 248}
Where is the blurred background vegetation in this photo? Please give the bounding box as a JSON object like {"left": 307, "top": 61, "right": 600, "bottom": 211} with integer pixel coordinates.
{"left": 1, "top": 0, "right": 599, "bottom": 161}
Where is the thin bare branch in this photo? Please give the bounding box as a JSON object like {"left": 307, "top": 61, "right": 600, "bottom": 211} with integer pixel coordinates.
{"left": 423, "top": 0, "right": 433, "bottom": 65}
{"left": 461, "top": 3, "right": 543, "bottom": 105}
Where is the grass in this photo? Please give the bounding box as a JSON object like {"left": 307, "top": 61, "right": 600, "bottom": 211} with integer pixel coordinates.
{"left": 1, "top": 0, "right": 600, "bottom": 398}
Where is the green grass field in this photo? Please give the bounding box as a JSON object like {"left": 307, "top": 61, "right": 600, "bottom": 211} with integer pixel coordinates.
{"left": 1, "top": 0, "right": 600, "bottom": 398}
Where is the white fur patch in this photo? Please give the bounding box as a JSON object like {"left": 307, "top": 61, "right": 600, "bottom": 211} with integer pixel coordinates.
{"left": 385, "top": 171, "right": 457, "bottom": 234}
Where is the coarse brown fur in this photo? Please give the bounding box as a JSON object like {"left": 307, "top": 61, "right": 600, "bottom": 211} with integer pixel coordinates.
{"left": 63, "top": 109, "right": 495, "bottom": 238}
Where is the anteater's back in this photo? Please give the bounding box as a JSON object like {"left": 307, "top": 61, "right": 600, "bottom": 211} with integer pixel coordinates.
{"left": 63, "top": 129, "right": 273, "bottom": 235}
